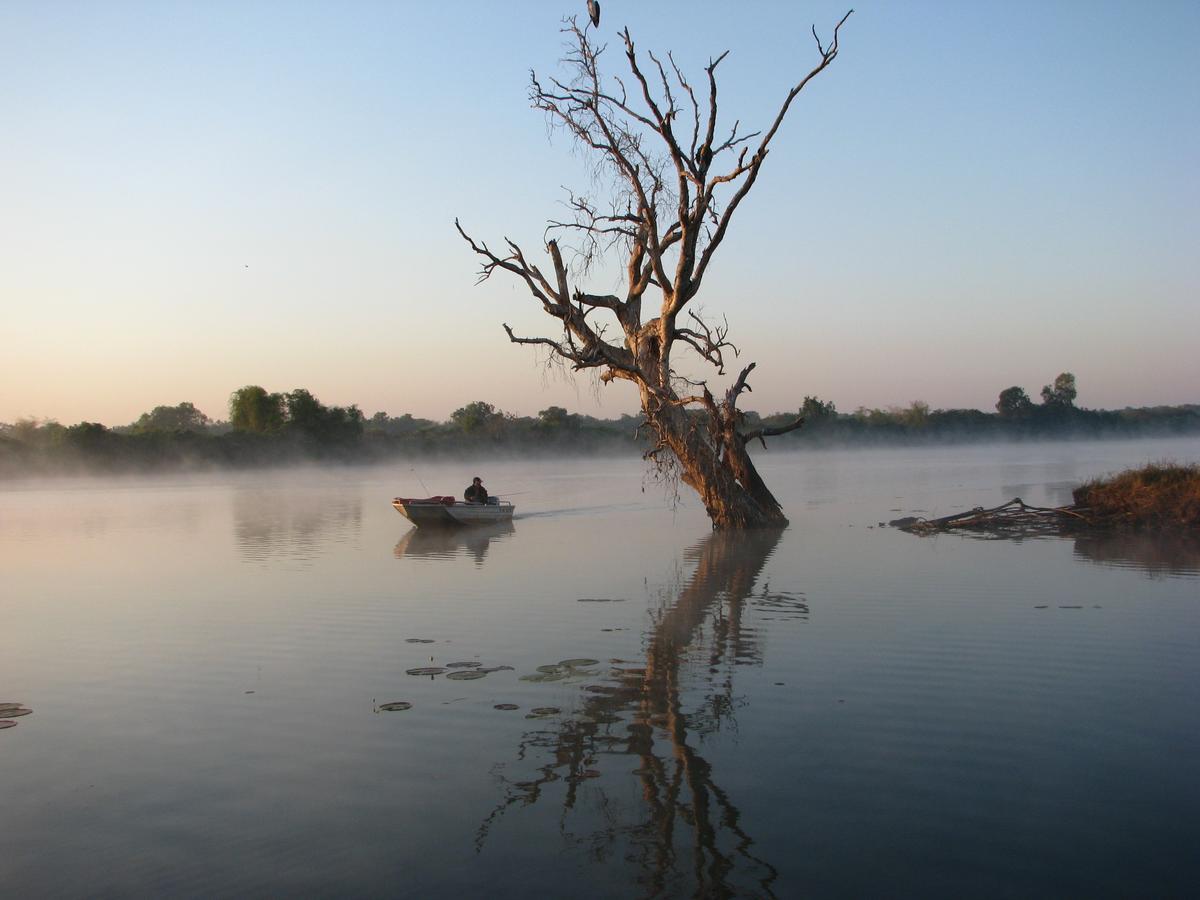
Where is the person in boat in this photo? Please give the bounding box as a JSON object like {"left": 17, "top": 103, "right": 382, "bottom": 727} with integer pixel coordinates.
{"left": 464, "top": 476, "right": 489, "bottom": 504}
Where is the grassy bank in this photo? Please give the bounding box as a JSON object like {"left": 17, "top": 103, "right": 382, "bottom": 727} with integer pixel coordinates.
{"left": 1073, "top": 463, "right": 1200, "bottom": 530}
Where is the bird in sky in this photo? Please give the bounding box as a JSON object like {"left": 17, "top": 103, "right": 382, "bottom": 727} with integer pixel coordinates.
{"left": 587, "top": 0, "right": 600, "bottom": 29}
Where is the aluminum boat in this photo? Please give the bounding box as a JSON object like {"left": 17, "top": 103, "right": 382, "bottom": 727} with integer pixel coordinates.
{"left": 392, "top": 496, "right": 515, "bottom": 527}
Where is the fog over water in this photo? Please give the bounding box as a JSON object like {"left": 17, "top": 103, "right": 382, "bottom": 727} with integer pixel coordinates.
{"left": 2, "top": 437, "right": 1198, "bottom": 896}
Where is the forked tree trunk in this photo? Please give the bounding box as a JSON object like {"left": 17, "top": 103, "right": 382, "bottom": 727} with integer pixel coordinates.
{"left": 457, "top": 10, "right": 850, "bottom": 530}
{"left": 644, "top": 390, "right": 789, "bottom": 530}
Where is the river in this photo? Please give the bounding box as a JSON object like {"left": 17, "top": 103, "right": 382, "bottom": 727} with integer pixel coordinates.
{"left": 2, "top": 437, "right": 1197, "bottom": 897}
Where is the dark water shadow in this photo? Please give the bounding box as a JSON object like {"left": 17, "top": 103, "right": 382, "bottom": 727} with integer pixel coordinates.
{"left": 914, "top": 526, "right": 1200, "bottom": 580}
{"left": 478, "top": 528, "right": 786, "bottom": 897}
{"left": 392, "top": 522, "right": 516, "bottom": 566}
{"left": 1072, "top": 531, "right": 1200, "bottom": 579}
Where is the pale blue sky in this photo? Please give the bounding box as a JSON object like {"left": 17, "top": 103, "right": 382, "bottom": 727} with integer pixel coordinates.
{"left": 2, "top": 0, "right": 1197, "bottom": 426}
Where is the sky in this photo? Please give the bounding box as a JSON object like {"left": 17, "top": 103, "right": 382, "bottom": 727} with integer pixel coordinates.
{"left": 2, "top": 0, "right": 1197, "bottom": 427}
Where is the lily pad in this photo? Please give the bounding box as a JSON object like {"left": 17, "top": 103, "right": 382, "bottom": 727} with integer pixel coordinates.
{"left": 536, "top": 664, "right": 564, "bottom": 674}
{"left": 0, "top": 721, "right": 16, "bottom": 730}
{"left": 0, "top": 708, "right": 31, "bottom": 718}
{"left": 476, "top": 666, "right": 514, "bottom": 674}
{"left": 0, "top": 703, "right": 23, "bottom": 711}
{"left": 378, "top": 701, "right": 413, "bottom": 712}
{"left": 405, "top": 638, "right": 436, "bottom": 644}
{"left": 406, "top": 667, "right": 446, "bottom": 676}
{"left": 493, "top": 703, "right": 520, "bottom": 711}
{"left": 445, "top": 661, "right": 483, "bottom": 668}
{"left": 446, "top": 671, "right": 486, "bottom": 681}
{"left": 520, "top": 672, "right": 565, "bottom": 683}
{"left": 529, "top": 706, "right": 561, "bottom": 717}
{"left": 559, "top": 658, "right": 599, "bottom": 668}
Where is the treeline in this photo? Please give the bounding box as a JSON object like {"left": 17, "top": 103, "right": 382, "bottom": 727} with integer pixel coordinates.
{"left": 759, "top": 373, "right": 1200, "bottom": 446}
{"left": 2, "top": 374, "right": 1198, "bottom": 476}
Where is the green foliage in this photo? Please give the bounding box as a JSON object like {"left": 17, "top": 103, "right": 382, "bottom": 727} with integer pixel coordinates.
{"left": 131, "top": 402, "right": 210, "bottom": 433}
{"left": 451, "top": 401, "right": 503, "bottom": 434}
{"left": 996, "top": 386, "right": 1034, "bottom": 418}
{"left": 800, "top": 396, "right": 837, "bottom": 422}
{"left": 283, "top": 389, "right": 363, "bottom": 445}
{"left": 229, "top": 386, "right": 285, "bottom": 433}
{"left": 1041, "top": 372, "right": 1077, "bottom": 408}
{"left": 366, "top": 412, "right": 434, "bottom": 435}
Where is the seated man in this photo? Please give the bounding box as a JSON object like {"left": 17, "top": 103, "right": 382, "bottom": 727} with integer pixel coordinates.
{"left": 464, "top": 476, "right": 489, "bottom": 504}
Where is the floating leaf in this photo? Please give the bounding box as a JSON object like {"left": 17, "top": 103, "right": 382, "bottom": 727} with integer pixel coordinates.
{"left": 520, "top": 673, "right": 564, "bottom": 683}
{"left": 0, "top": 703, "right": 23, "bottom": 711}
{"left": 406, "top": 667, "right": 446, "bottom": 676}
{"left": 405, "top": 638, "right": 435, "bottom": 644}
{"left": 0, "top": 708, "right": 31, "bottom": 718}
{"left": 445, "top": 661, "right": 483, "bottom": 669}
{"left": 446, "top": 671, "right": 486, "bottom": 681}
{"left": 0, "top": 721, "right": 16, "bottom": 730}
{"left": 576, "top": 598, "right": 626, "bottom": 603}
{"left": 529, "top": 707, "right": 561, "bottom": 716}
{"left": 558, "top": 659, "right": 599, "bottom": 668}
{"left": 378, "top": 701, "right": 413, "bottom": 712}
{"left": 493, "top": 703, "right": 520, "bottom": 711}
{"left": 584, "top": 685, "right": 620, "bottom": 695}
{"left": 536, "top": 664, "right": 564, "bottom": 675}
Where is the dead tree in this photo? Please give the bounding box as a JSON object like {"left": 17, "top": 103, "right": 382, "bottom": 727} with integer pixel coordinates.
{"left": 457, "top": 9, "right": 852, "bottom": 529}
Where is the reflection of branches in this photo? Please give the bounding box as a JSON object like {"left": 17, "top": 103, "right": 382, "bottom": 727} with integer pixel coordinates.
{"left": 478, "top": 530, "right": 786, "bottom": 896}
{"left": 233, "top": 489, "right": 362, "bottom": 563}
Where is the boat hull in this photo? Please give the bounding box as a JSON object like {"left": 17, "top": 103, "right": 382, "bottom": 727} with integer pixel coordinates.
{"left": 392, "top": 497, "right": 515, "bottom": 527}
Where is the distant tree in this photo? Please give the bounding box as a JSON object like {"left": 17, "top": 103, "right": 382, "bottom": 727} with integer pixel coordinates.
{"left": 537, "top": 406, "right": 580, "bottom": 432}
{"left": 366, "top": 412, "right": 434, "bottom": 435}
{"left": 283, "top": 389, "right": 363, "bottom": 444}
{"left": 996, "top": 386, "right": 1034, "bottom": 418}
{"left": 131, "top": 402, "right": 210, "bottom": 433}
{"left": 901, "top": 400, "right": 931, "bottom": 429}
{"left": 230, "top": 386, "right": 285, "bottom": 433}
{"left": 451, "top": 401, "right": 503, "bottom": 434}
{"left": 1041, "top": 372, "right": 1077, "bottom": 409}
{"left": 800, "top": 396, "right": 837, "bottom": 423}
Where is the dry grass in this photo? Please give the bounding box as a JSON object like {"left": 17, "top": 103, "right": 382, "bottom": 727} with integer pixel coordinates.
{"left": 1073, "top": 462, "right": 1200, "bottom": 529}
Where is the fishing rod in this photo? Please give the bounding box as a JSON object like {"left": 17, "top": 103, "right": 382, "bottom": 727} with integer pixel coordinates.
{"left": 408, "top": 465, "right": 431, "bottom": 495}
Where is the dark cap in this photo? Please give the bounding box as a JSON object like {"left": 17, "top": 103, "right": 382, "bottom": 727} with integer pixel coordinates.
{"left": 473, "top": 476, "right": 482, "bottom": 483}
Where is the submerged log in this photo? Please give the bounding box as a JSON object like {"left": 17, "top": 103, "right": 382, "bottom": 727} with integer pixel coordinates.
{"left": 890, "top": 498, "right": 1094, "bottom": 537}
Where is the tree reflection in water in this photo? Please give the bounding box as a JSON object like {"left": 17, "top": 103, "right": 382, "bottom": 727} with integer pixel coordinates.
{"left": 233, "top": 487, "right": 362, "bottom": 563}
{"left": 478, "top": 529, "right": 797, "bottom": 898}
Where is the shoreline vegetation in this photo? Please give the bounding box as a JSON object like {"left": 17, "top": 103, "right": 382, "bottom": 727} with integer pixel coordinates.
{"left": 892, "top": 463, "right": 1200, "bottom": 535}
{"left": 2, "top": 375, "right": 1198, "bottom": 478}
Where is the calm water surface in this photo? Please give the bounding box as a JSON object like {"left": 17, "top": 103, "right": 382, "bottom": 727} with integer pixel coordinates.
{"left": 2, "top": 438, "right": 1198, "bottom": 897}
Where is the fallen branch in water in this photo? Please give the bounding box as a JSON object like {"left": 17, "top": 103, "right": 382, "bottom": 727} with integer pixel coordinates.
{"left": 891, "top": 463, "right": 1200, "bottom": 537}
{"left": 889, "top": 498, "right": 1093, "bottom": 537}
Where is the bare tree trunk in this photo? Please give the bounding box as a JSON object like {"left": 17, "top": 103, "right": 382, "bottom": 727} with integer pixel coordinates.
{"left": 457, "top": 10, "right": 850, "bottom": 530}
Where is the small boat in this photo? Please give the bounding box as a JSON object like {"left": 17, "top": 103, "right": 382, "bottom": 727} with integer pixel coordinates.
{"left": 392, "top": 495, "right": 515, "bottom": 527}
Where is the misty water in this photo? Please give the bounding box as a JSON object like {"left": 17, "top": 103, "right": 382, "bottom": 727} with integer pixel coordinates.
{"left": 2, "top": 437, "right": 1198, "bottom": 897}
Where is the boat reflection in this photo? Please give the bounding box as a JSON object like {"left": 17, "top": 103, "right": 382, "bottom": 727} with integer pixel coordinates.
{"left": 1072, "top": 530, "right": 1200, "bottom": 578}
{"left": 393, "top": 522, "right": 516, "bottom": 565}
{"left": 478, "top": 529, "right": 785, "bottom": 897}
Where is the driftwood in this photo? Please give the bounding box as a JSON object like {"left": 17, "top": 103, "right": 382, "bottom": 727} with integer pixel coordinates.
{"left": 890, "top": 498, "right": 1095, "bottom": 537}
